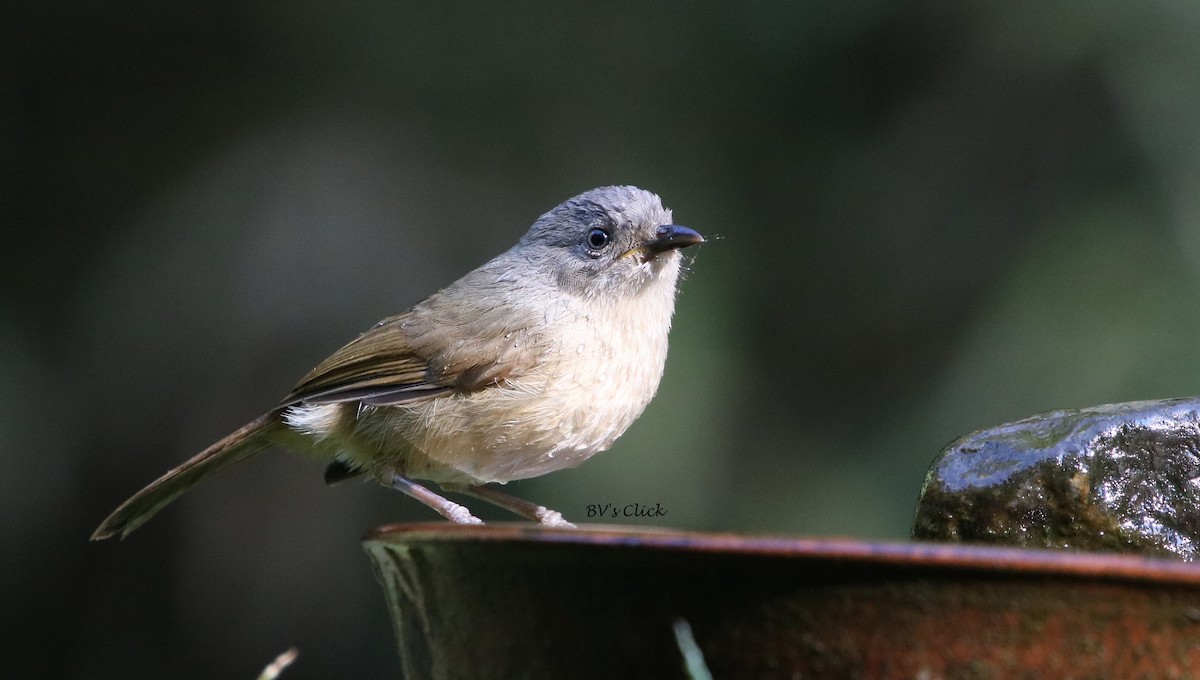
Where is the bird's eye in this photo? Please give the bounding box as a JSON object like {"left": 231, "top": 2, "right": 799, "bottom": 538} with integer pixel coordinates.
{"left": 586, "top": 227, "right": 611, "bottom": 250}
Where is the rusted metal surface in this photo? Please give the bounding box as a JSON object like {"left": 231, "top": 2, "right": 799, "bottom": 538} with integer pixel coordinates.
{"left": 364, "top": 524, "right": 1200, "bottom": 679}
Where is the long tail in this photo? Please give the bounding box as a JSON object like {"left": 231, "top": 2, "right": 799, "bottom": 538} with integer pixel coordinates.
{"left": 91, "top": 412, "right": 283, "bottom": 540}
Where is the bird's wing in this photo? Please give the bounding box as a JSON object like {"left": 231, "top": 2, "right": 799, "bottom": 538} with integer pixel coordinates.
{"left": 281, "top": 313, "right": 524, "bottom": 407}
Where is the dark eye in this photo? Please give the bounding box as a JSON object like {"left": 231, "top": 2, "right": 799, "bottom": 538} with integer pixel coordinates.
{"left": 586, "top": 227, "right": 611, "bottom": 250}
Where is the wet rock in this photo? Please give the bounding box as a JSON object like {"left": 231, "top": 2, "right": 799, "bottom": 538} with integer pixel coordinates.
{"left": 912, "top": 398, "right": 1200, "bottom": 560}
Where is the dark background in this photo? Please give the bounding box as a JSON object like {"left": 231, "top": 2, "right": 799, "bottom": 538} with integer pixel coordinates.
{"left": 6, "top": 2, "right": 1200, "bottom": 677}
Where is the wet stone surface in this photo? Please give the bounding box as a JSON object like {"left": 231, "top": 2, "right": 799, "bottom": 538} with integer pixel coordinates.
{"left": 913, "top": 398, "right": 1200, "bottom": 560}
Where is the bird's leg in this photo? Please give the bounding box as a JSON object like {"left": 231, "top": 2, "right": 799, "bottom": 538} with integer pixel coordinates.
{"left": 442, "top": 483, "right": 576, "bottom": 528}
{"left": 389, "top": 474, "right": 484, "bottom": 525}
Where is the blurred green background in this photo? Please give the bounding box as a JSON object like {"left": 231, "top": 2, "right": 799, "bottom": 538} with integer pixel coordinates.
{"left": 6, "top": 1, "right": 1200, "bottom": 678}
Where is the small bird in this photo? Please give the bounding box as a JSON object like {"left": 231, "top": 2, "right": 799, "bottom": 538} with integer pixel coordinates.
{"left": 92, "top": 186, "right": 703, "bottom": 539}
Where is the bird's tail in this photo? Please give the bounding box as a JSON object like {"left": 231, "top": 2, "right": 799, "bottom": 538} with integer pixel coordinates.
{"left": 91, "top": 411, "right": 283, "bottom": 540}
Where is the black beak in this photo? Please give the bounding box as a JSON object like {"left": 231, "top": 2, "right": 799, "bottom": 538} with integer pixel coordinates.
{"left": 646, "top": 225, "right": 705, "bottom": 253}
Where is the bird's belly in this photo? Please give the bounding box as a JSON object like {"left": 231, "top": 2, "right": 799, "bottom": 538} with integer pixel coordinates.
{"left": 358, "top": 367, "right": 652, "bottom": 483}
{"left": 349, "top": 335, "right": 663, "bottom": 484}
{"left": 285, "top": 300, "right": 673, "bottom": 486}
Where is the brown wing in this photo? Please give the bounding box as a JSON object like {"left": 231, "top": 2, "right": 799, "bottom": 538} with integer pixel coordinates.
{"left": 281, "top": 313, "right": 524, "bottom": 407}
{"left": 282, "top": 314, "right": 451, "bottom": 406}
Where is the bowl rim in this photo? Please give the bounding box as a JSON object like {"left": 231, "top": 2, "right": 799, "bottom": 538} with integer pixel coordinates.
{"left": 364, "top": 523, "right": 1200, "bottom": 587}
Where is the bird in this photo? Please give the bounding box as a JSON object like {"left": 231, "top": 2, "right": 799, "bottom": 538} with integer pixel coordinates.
{"left": 92, "top": 185, "right": 704, "bottom": 540}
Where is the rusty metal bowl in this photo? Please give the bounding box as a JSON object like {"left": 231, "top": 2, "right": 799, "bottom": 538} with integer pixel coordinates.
{"left": 364, "top": 524, "right": 1200, "bottom": 679}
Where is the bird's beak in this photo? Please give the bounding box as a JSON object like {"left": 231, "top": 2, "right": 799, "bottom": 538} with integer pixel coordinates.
{"left": 645, "top": 225, "right": 705, "bottom": 254}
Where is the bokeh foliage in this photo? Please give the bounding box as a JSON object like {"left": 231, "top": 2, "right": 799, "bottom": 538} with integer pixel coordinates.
{"left": 5, "top": 2, "right": 1200, "bottom": 678}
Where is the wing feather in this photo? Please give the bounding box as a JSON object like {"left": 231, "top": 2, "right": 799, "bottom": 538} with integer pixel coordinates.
{"left": 280, "top": 312, "right": 527, "bottom": 407}
{"left": 282, "top": 315, "right": 446, "bottom": 406}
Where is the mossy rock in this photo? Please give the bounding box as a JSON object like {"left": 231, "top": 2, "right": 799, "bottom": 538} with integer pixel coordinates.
{"left": 913, "top": 398, "right": 1200, "bottom": 560}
